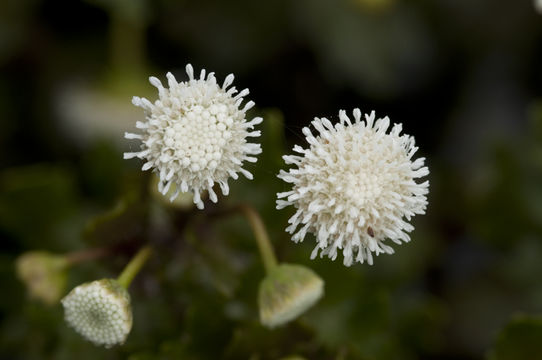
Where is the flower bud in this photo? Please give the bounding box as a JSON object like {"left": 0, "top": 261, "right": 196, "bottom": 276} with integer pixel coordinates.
{"left": 16, "top": 251, "right": 68, "bottom": 305}
{"left": 61, "top": 279, "right": 132, "bottom": 347}
{"left": 259, "top": 264, "right": 324, "bottom": 328}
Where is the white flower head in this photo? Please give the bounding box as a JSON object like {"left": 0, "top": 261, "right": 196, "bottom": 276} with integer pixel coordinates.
{"left": 277, "top": 109, "right": 429, "bottom": 266}
{"left": 61, "top": 279, "right": 132, "bottom": 348}
{"left": 125, "top": 64, "right": 263, "bottom": 209}
{"left": 536, "top": 0, "right": 542, "bottom": 14}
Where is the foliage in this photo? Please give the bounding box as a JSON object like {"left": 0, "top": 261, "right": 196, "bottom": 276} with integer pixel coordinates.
{"left": 1, "top": 0, "right": 542, "bottom": 359}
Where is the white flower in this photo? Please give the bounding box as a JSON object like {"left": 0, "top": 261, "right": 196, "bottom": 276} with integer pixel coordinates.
{"left": 277, "top": 109, "right": 429, "bottom": 266}
{"left": 536, "top": 0, "right": 542, "bottom": 14}
{"left": 125, "top": 64, "right": 263, "bottom": 209}
{"left": 61, "top": 279, "right": 132, "bottom": 348}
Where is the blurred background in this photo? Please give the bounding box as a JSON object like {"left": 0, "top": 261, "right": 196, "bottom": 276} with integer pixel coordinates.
{"left": 1, "top": 0, "right": 542, "bottom": 359}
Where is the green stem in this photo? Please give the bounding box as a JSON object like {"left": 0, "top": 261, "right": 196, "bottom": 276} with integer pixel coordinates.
{"left": 238, "top": 204, "right": 278, "bottom": 274}
{"left": 117, "top": 246, "right": 152, "bottom": 289}
{"left": 109, "top": 13, "right": 145, "bottom": 77}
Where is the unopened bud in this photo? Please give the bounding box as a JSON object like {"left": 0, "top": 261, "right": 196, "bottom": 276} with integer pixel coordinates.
{"left": 61, "top": 279, "right": 132, "bottom": 347}
{"left": 259, "top": 264, "right": 324, "bottom": 328}
{"left": 16, "top": 251, "right": 68, "bottom": 305}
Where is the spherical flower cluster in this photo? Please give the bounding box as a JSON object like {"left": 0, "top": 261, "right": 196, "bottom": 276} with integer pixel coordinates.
{"left": 61, "top": 279, "right": 132, "bottom": 347}
{"left": 125, "top": 64, "right": 262, "bottom": 208}
{"left": 277, "top": 109, "right": 429, "bottom": 266}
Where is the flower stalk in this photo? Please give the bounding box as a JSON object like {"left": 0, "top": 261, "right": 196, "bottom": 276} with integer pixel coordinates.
{"left": 237, "top": 204, "right": 278, "bottom": 274}
{"left": 65, "top": 247, "right": 110, "bottom": 266}
{"left": 109, "top": 13, "right": 145, "bottom": 77}
{"left": 117, "top": 246, "right": 152, "bottom": 289}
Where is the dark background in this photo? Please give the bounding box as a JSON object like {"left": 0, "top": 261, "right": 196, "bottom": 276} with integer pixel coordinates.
{"left": 1, "top": 0, "right": 542, "bottom": 359}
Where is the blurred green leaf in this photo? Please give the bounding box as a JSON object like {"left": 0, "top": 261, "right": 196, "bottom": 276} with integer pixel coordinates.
{"left": 79, "top": 140, "right": 126, "bottom": 203}
{"left": 488, "top": 314, "right": 542, "bottom": 360}
{"left": 0, "top": 164, "right": 79, "bottom": 250}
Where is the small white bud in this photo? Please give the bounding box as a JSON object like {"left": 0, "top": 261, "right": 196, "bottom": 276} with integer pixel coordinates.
{"left": 61, "top": 279, "right": 132, "bottom": 348}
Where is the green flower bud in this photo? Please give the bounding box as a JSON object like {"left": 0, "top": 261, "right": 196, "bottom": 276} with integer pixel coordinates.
{"left": 16, "top": 251, "right": 68, "bottom": 305}
{"left": 61, "top": 279, "right": 132, "bottom": 348}
{"left": 259, "top": 264, "right": 324, "bottom": 328}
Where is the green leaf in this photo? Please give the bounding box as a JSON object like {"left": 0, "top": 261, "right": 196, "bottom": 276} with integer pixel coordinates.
{"left": 488, "top": 314, "right": 542, "bottom": 360}
{"left": 0, "top": 164, "right": 78, "bottom": 250}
